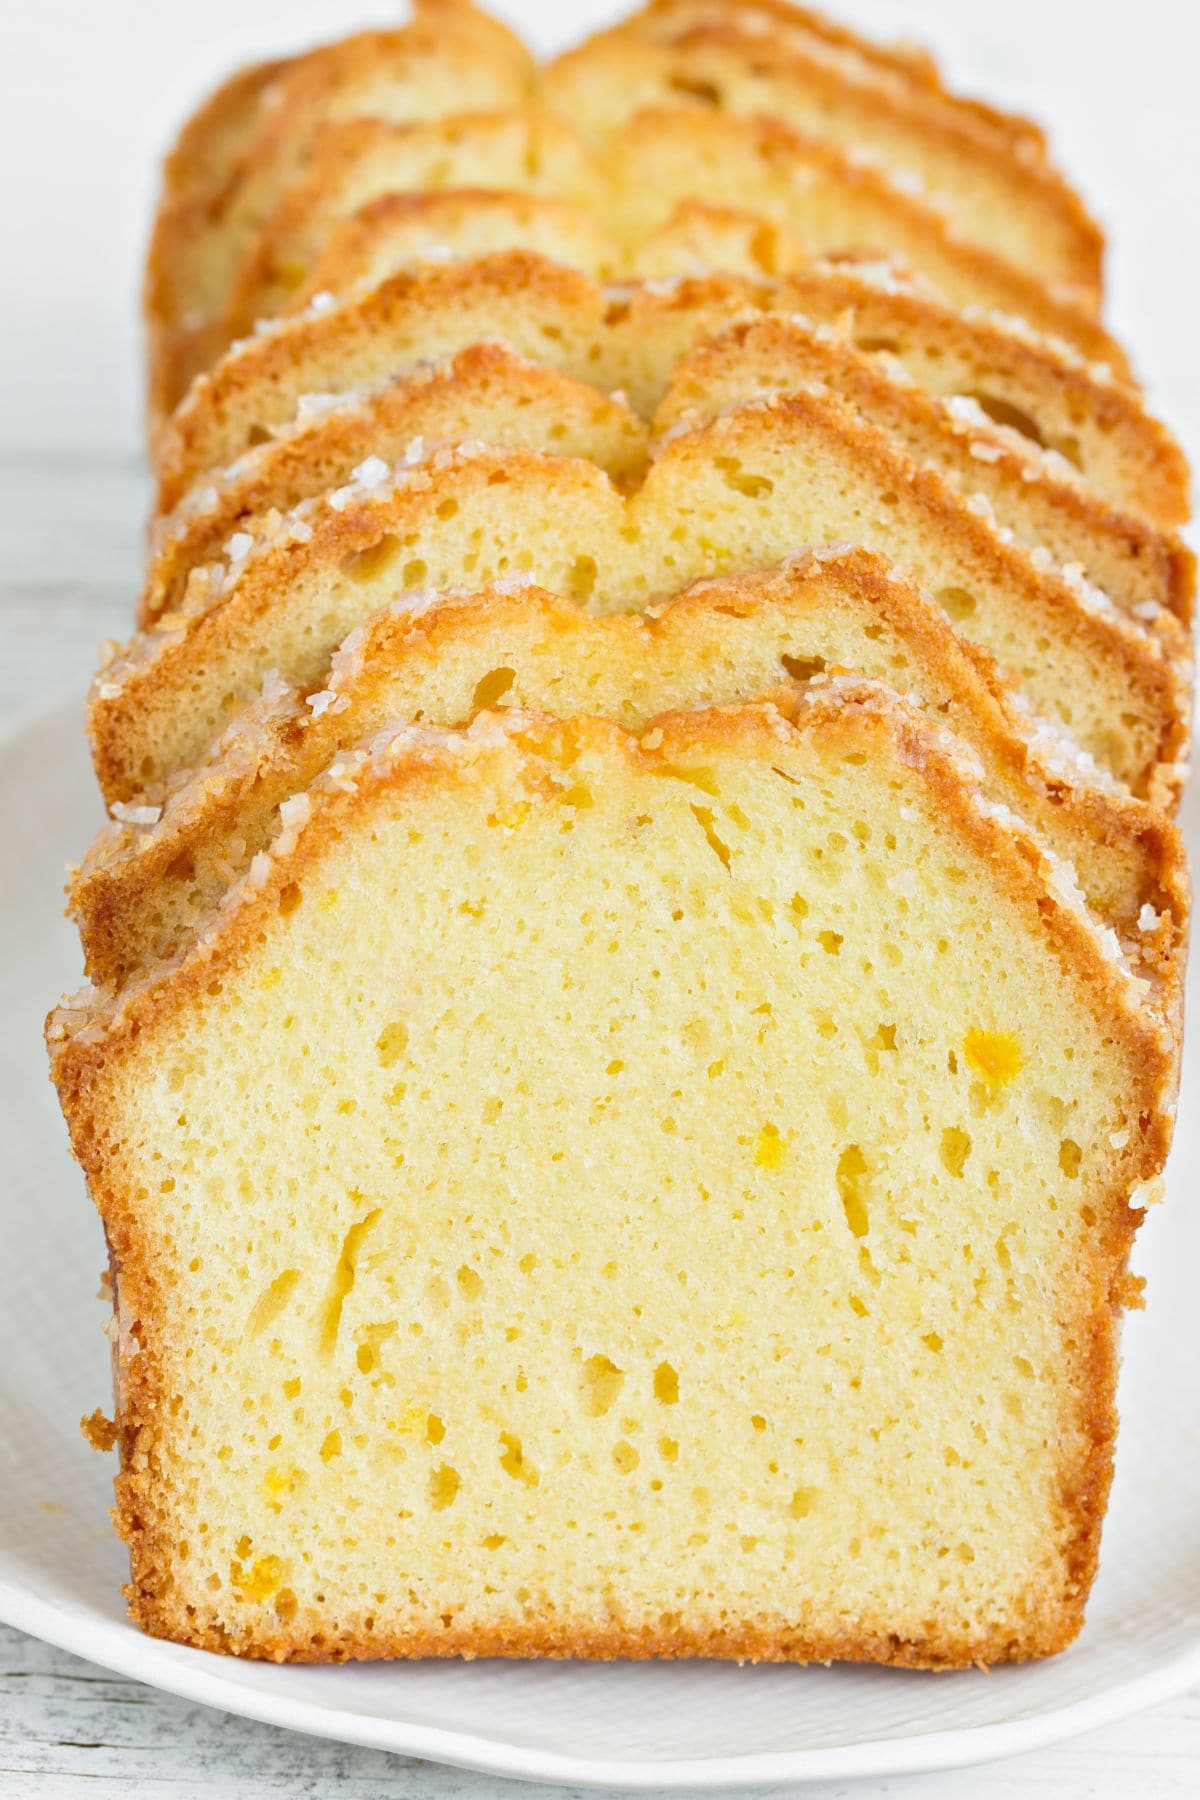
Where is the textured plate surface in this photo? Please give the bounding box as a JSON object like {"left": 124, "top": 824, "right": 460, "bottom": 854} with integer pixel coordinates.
{"left": 1, "top": 696, "right": 1197, "bottom": 1789}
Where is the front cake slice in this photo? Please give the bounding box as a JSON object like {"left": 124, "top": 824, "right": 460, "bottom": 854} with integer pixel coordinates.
{"left": 49, "top": 692, "right": 1174, "bottom": 1665}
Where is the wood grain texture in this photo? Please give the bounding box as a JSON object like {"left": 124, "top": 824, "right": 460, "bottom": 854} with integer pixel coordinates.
{"left": 2, "top": 455, "right": 1197, "bottom": 1792}
{"left": 3, "top": 1620, "right": 1200, "bottom": 1796}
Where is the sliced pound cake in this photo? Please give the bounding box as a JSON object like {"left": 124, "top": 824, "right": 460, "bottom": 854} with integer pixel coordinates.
{"left": 547, "top": 19, "right": 1104, "bottom": 298}
{"left": 651, "top": 315, "right": 1193, "bottom": 633}
{"left": 286, "top": 189, "right": 626, "bottom": 306}
{"left": 140, "top": 343, "right": 649, "bottom": 630}
{"left": 603, "top": 0, "right": 1051, "bottom": 152}
{"left": 73, "top": 556, "right": 1187, "bottom": 1014}
{"left": 149, "top": 0, "right": 1115, "bottom": 422}
{"left": 217, "top": 112, "right": 602, "bottom": 345}
{"left": 153, "top": 0, "right": 530, "bottom": 220}
{"left": 141, "top": 309, "right": 1192, "bottom": 642}
{"left": 55, "top": 0, "right": 1192, "bottom": 1676}
{"left": 153, "top": 255, "right": 1183, "bottom": 527}
{"left": 212, "top": 105, "right": 1121, "bottom": 385}
{"left": 49, "top": 694, "right": 1175, "bottom": 1664}
{"left": 283, "top": 191, "right": 821, "bottom": 312}
{"left": 91, "top": 402, "right": 1187, "bottom": 808}
{"left": 600, "top": 109, "right": 1120, "bottom": 368}
{"left": 145, "top": 0, "right": 535, "bottom": 428}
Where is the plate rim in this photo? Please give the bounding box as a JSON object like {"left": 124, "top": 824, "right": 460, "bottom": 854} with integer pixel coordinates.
{"left": 5, "top": 690, "right": 1198, "bottom": 1790}
{"left": 5, "top": 1580, "right": 1200, "bottom": 1790}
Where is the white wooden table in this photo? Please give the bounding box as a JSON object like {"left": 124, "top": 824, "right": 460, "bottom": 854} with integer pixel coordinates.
{"left": 2, "top": 449, "right": 1198, "bottom": 1796}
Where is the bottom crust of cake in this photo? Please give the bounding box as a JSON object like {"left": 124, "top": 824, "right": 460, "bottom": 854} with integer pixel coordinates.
{"left": 123, "top": 1584, "right": 1086, "bottom": 1670}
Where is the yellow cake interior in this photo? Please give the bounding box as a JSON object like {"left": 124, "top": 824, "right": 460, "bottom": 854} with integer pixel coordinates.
{"left": 57, "top": 706, "right": 1158, "bottom": 1663}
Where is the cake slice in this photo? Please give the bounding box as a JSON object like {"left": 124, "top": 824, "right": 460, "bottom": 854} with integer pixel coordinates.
{"left": 146, "top": 0, "right": 534, "bottom": 428}
{"left": 604, "top": 0, "right": 1050, "bottom": 152}
{"left": 279, "top": 218, "right": 1182, "bottom": 614}
{"left": 213, "top": 105, "right": 1121, "bottom": 385}
{"left": 48, "top": 692, "right": 1175, "bottom": 1665}
{"left": 739, "top": 261, "right": 1186, "bottom": 527}
{"left": 547, "top": 20, "right": 1103, "bottom": 297}
{"left": 142, "top": 307, "right": 1190, "bottom": 641}
{"left": 600, "top": 110, "right": 1119, "bottom": 366}
{"left": 652, "top": 316, "right": 1193, "bottom": 633}
{"left": 153, "top": 255, "right": 1180, "bottom": 528}
{"left": 286, "top": 189, "right": 624, "bottom": 308}
{"left": 153, "top": 0, "right": 528, "bottom": 219}
{"left": 91, "top": 402, "right": 1186, "bottom": 808}
{"left": 140, "top": 343, "right": 648, "bottom": 629}
{"left": 73, "top": 557, "right": 1187, "bottom": 1011}
{"left": 218, "top": 113, "right": 601, "bottom": 343}
{"left": 283, "top": 191, "right": 816, "bottom": 313}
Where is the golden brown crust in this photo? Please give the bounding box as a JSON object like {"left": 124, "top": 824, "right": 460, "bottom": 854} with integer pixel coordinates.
{"left": 218, "top": 111, "right": 600, "bottom": 344}
{"left": 125, "top": 1604, "right": 1079, "bottom": 1667}
{"left": 147, "top": 63, "right": 1124, "bottom": 421}
{"left": 139, "top": 315, "right": 1187, "bottom": 647}
{"left": 141, "top": 0, "right": 1123, "bottom": 428}
{"left": 151, "top": 254, "right": 1175, "bottom": 530}
{"left": 72, "top": 557, "right": 1189, "bottom": 1020}
{"left": 661, "top": 396, "right": 1189, "bottom": 800}
{"left": 154, "top": 251, "right": 603, "bottom": 510}
{"left": 145, "top": 0, "right": 536, "bottom": 432}
{"left": 288, "top": 188, "right": 622, "bottom": 309}
{"left": 91, "top": 448, "right": 615, "bottom": 803}
{"left": 155, "top": 0, "right": 527, "bottom": 212}
{"left": 604, "top": 108, "right": 1121, "bottom": 369}
{"left": 628, "top": 0, "right": 1050, "bottom": 153}
{"left": 546, "top": 20, "right": 1104, "bottom": 299}
{"left": 654, "top": 313, "right": 1194, "bottom": 631}
{"left": 291, "top": 190, "right": 835, "bottom": 312}
{"left": 139, "top": 341, "right": 648, "bottom": 628}
{"left": 214, "top": 99, "right": 1122, "bottom": 379}
{"left": 47, "top": 694, "right": 1176, "bottom": 1665}
{"left": 94, "top": 394, "right": 1190, "bottom": 808}
{"left": 779, "top": 266, "right": 1185, "bottom": 528}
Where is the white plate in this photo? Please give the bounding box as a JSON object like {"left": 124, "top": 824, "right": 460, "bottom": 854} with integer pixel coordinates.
{"left": 1, "top": 696, "right": 1197, "bottom": 1790}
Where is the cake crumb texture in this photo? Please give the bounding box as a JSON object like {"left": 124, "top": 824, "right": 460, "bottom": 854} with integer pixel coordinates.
{"left": 53, "top": 703, "right": 1173, "bottom": 1666}
{"left": 48, "top": 0, "right": 1189, "bottom": 1671}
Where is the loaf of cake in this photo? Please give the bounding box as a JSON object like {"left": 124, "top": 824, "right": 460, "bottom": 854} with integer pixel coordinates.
{"left": 143, "top": 0, "right": 1127, "bottom": 425}
{"left": 51, "top": 0, "right": 1189, "bottom": 1669}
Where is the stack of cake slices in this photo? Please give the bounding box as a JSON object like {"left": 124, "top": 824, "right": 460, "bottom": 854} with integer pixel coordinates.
{"left": 49, "top": 0, "right": 1190, "bottom": 1669}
